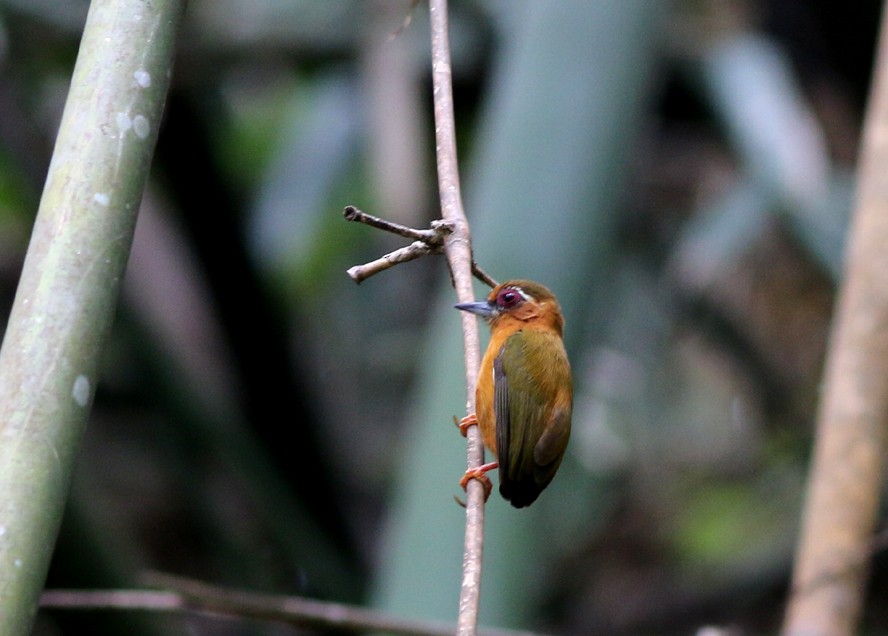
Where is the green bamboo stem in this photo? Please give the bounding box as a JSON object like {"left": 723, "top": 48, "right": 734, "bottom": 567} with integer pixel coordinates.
{"left": 0, "top": 2, "right": 184, "bottom": 633}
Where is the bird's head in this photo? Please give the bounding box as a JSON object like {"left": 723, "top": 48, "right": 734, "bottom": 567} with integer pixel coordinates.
{"left": 455, "top": 279, "right": 564, "bottom": 336}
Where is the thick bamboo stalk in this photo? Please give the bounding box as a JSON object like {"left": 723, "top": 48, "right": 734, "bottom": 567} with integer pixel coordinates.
{"left": 0, "top": 2, "right": 184, "bottom": 633}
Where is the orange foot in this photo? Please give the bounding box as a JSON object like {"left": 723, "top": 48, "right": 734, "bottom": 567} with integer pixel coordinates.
{"left": 455, "top": 413, "right": 478, "bottom": 437}
{"left": 459, "top": 461, "right": 499, "bottom": 502}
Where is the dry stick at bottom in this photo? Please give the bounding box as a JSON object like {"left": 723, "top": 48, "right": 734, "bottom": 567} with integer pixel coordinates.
{"left": 41, "top": 575, "right": 549, "bottom": 636}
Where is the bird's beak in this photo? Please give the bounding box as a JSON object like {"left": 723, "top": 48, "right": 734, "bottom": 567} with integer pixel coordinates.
{"left": 454, "top": 300, "right": 495, "bottom": 318}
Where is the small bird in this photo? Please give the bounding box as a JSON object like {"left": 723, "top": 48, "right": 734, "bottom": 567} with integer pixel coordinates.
{"left": 455, "top": 280, "right": 572, "bottom": 508}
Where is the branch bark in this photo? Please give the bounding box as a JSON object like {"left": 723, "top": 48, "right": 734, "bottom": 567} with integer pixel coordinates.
{"left": 0, "top": 1, "right": 184, "bottom": 633}
{"left": 782, "top": 10, "right": 888, "bottom": 636}
{"left": 427, "top": 0, "right": 488, "bottom": 634}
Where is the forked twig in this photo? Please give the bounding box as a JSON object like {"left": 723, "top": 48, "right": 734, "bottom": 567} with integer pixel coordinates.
{"left": 344, "top": 205, "right": 497, "bottom": 287}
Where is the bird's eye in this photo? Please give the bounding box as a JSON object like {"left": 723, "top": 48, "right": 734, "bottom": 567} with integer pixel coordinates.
{"left": 497, "top": 288, "right": 522, "bottom": 309}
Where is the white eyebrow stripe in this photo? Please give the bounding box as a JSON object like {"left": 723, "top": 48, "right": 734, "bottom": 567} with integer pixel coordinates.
{"left": 509, "top": 287, "right": 533, "bottom": 302}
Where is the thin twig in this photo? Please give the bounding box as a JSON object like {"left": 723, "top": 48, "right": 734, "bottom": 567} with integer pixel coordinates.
{"left": 342, "top": 1, "right": 492, "bottom": 631}
{"left": 40, "top": 573, "right": 548, "bottom": 636}
{"left": 347, "top": 241, "right": 436, "bottom": 283}
{"left": 344, "top": 205, "right": 443, "bottom": 243}
{"left": 472, "top": 262, "right": 498, "bottom": 289}
{"left": 427, "top": 0, "right": 488, "bottom": 634}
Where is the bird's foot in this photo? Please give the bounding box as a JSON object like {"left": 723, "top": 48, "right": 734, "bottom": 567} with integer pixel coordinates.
{"left": 459, "top": 461, "right": 498, "bottom": 502}
{"left": 455, "top": 413, "right": 478, "bottom": 437}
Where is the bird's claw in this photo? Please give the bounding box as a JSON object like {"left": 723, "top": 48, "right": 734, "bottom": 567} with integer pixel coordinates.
{"left": 455, "top": 413, "right": 478, "bottom": 437}
{"left": 460, "top": 461, "right": 498, "bottom": 502}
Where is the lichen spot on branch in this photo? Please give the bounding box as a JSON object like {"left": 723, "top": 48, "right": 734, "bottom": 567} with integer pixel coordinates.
{"left": 133, "top": 115, "right": 150, "bottom": 140}
{"left": 134, "top": 69, "right": 152, "bottom": 88}
{"left": 72, "top": 375, "right": 90, "bottom": 408}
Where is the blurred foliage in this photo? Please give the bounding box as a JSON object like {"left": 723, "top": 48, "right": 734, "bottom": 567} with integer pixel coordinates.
{"left": 0, "top": 0, "right": 881, "bottom": 634}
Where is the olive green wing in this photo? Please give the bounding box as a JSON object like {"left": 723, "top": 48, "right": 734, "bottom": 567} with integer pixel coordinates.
{"left": 494, "top": 329, "right": 572, "bottom": 508}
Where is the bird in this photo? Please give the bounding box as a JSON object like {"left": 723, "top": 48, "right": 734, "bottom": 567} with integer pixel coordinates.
{"left": 455, "top": 280, "right": 572, "bottom": 508}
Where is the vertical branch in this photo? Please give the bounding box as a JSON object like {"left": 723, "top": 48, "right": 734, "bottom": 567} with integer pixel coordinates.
{"left": 0, "top": 1, "right": 184, "bottom": 634}
{"left": 782, "top": 10, "right": 888, "bottom": 636}
{"left": 428, "top": 0, "right": 487, "bottom": 634}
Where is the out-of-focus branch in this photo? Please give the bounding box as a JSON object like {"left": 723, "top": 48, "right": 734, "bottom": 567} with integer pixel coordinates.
{"left": 40, "top": 573, "right": 547, "bottom": 636}
{"left": 782, "top": 11, "right": 888, "bottom": 636}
